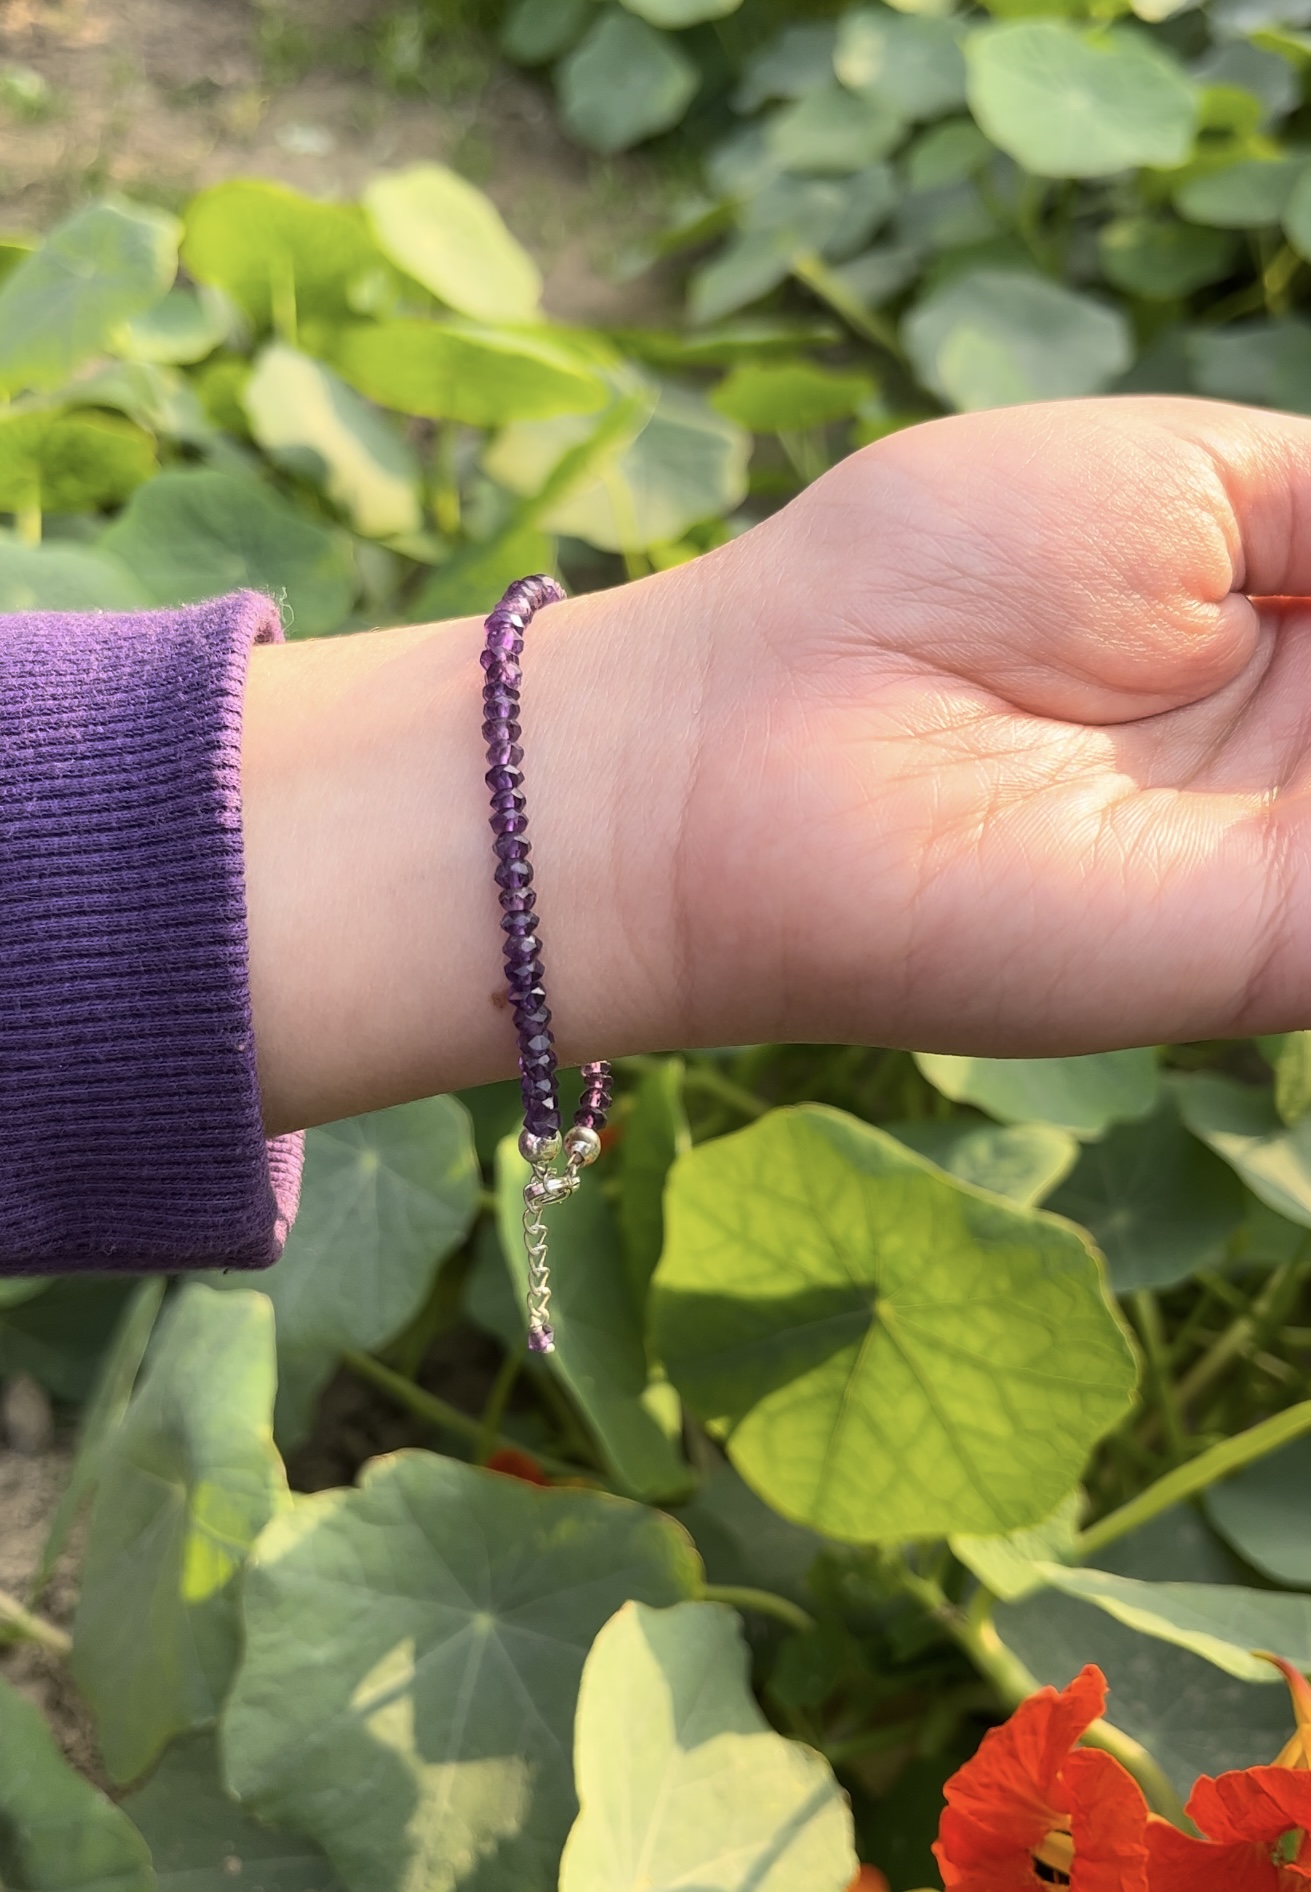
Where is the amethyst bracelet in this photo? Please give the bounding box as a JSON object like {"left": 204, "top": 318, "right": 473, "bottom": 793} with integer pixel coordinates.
{"left": 482, "top": 575, "right": 613, "bottom": 1355}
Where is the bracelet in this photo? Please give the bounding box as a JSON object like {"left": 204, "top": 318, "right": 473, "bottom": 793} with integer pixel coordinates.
{"left": 482, "top": 575, "right": 613, "bottom": 1355}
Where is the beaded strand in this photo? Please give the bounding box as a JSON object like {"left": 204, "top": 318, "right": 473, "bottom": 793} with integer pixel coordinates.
{"left": 481, "top": 576, "right": 613, "bottom": 1354}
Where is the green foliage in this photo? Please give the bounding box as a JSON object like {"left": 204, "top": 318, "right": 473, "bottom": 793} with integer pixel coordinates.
{"left": 559, "top": 11, "right": 701, "bottom": 153}
{"left": 362, "top": 163, "right": 543, "bottom": 322}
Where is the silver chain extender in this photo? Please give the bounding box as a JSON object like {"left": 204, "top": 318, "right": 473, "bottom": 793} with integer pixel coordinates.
{"left": 519, "top": 1125, "right": 602, "bottom": 1353}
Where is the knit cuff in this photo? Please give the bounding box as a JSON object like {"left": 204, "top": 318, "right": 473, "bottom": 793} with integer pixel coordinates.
{"left": 0, "top": 591, "right": 303, "bottom": 1274}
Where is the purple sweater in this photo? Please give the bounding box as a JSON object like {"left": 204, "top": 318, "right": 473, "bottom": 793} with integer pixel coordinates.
{"left": 0, "top": 592, "right": 303, "bottom": 1275}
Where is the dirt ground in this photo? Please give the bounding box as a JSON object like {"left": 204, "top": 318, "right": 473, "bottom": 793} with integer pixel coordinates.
{"left": 0, "top": 0, "right": 678, "bottom": 323}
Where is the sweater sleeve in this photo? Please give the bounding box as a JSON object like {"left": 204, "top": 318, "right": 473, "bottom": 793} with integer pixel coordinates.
{"left": 0, "top": 590, "right": 303, "bottom": 1275}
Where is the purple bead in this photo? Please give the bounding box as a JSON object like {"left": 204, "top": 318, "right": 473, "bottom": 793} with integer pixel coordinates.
{"left": 495, "top": 859, "right": 532, "bottom": 891}
{"left": 523, "top": 1032, "right": 554, "bottom": 1056}
{"left": 503, "top": 933, "right": 541, "bottom": 965}
{"left": 527, "top": 1324, "right": 554, "bottom": 1354}
{"left": 500, "top": 910, "right": 535, "bottom": 937}
{"left": 482, "top": 721, "right": 522, "bottom": 746}
{"left": 492, "top": 819, "right": 528, "bottom": 846}
{"left": 480, "top": 655, "right": 522, "bottom": 685}
{"left": 486, "top": 742, "right": 524, "bottom": 770}
{"left": 498, "top": 889, "right": 536, "bottom": 914}
{"left": 485, "top": 765, "right": 522, "bottom": 794}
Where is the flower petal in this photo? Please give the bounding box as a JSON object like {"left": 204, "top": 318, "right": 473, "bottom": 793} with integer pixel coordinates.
{"left": 1147, "top": 1818, "right": 1279, "bottom": 1892}
{"left": 1187, "top": 1767, "right": 1311, "bottom": 1848}
{"left": 1062, "top": 1747, "right": 1151, "bottom": 1891}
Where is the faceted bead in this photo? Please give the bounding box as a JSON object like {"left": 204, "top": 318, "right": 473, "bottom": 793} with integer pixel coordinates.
{"left": 486, "top": 742, "right": 524, "bottom": 770}
{"left": 491, "top": 817, "right": 529, "bottom": 844}
{"left": 482, "top": 720, "right": 522, "bottom": 745}
{"left": 479, "top": 652, "right": 521, "bottom": 681}
{"left": 485, "top": 765, "right": 522, "bottom": 794}
{"left": 574, "top": 1109, "right": 605, "bottom": 1130}
{"left": 527, "top": 1323, "right": 554, "bottom": 1354}
{"left": 494, "top": 860, "right": 532, "bottom": 891}
{"left": 500, "top": 910, "right": 535, "bottom": 936}
{"left": 523, "top": 1032, "right": 554, "bottom": 1057}
{"left": 498, "top": 887, "right": 536, "bottom": 913}
{"left": 503, "top": 933, "right": 542, "bottom": 964}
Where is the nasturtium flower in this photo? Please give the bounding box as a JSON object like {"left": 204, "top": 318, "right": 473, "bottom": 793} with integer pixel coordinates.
{"left": 932, "top": 1664, "right": 1151, "bottom": 1891}
{"left": 1147, "top": 1658, "right": 1311, "bottom": 1891}
{"left": 483, "top": 1445, "right": 550, "bottom": 1485}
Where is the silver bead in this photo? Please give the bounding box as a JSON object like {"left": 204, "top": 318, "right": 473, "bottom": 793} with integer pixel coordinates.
{"left": 519, "top": 1128, "right": 561, "bottom": 1164}
{"left": 564, "top": 1124, "right": 602, "bottom": 1167}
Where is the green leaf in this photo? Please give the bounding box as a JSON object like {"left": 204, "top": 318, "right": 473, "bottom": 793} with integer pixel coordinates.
{"left": 885, "top": 1119, "right": 1078, "bottom": 1206}
{"left": 1099, "top": 216, "right": 1237, "bottom": 298}
{"left": 620, "top": 0, "right": 742, "bottom": 26}
{"left": 558, "top": 10, "right": 699, "bottom": 154}
{"left": 766, "top": 85, "right": 905, "bottom": 175}
{"left": 0, "top": 199, "right": 179, "bottom": 395}
{"left": 734, "top": 25, "right": 838, "bottom": 112}
{"left": 115, "top": 285, "right": 232, "bottom": 365}
{"left": 1205, "top": 1434, "right": 1311, "bottom": 1587}
{"left": 1282, "top": 164, "right": 1311, "bottom": 257}
{"left": 182, "top": 181, "right": 383, "bottom": 330}
{"left": 362, "top": 164, "right": 541, "bottom": 324}
{"left": 906, "top": 117, "right": 993, "bottom": 189}
{"left": 485, "top": 384, "right": 749, "bottom": 553}
{"left": 689, "top": 170, "right": 897, "bottom": 325}
{"left": 242, "top": 343, "right": 421, "bottom": 539}
{"left": 1033, "top": 1562, "right": 1311, "bottom": 1681}
{"left": 1187, "top": 316, "right": 1311, "bottom": 412}
{"left": 0, "top": 540, "right": 146, "bottom": 611}
{"left": 497, "top": 1136, "right": 691, "bottom": 1500}
{"left": 1175, "top": 154, "right": 1306, "bottom": 226}
{"left": 1268, "top": 1030, "right": 1311, "bottom": 1124}
{"left": 966, "top": 22, "right": 1198, "bottom": 178}
{"left": 710, "top": 358, "right": 876, "bottom": 431}
{"left": 952, "top": 1489, "right": 1083, "bottom": 1602}
{"left": 409, "top": 525, "right": 555, "bottom": 623}
{"left": 334, "top": 317, "right": 609, "bottom": 425}
{"left": 69, "top": 359, "right": 212, "bottom": 444}
{"left": 903, "top": 268, "right": 1131, "bottom": 411}
{"left": 913, "top": 1050, "right": 1159, "bottom": 1137}
{"left": 0, "top": 409, "right": 154, "bottom": 513}
{"left": 672, "top": 1458, "right": 826, "bottom": 1607}
{"left": 71, "top": 1284, "right": 287, "bottom": 1784}
{"left": 835, "top": 10, "right": 967, "bottom": 119}
{"left": 559, "top": 1601, "right": 857, "bottom": 1892}
{"left": 101, "top": 468, "right": 356, "bottom": 636}
{"left": 0, "top": 1277, "right": 141, "bottom": 1402}
{"left": 231, "top": 1097, "right": 478, "bottom": 1447}
{"left": 0, "top": 1677, "right": 154, "bottom": 1892}
{"left": 122, "top": 1734, "right": 342, "bottom": 1892}
{"left": 653, "top": 1105, "right": 1137, "bottom": 1541}
{"left": 223, "top": 1452, "right": 701, "bottom": 1892}
{"left": 618, "top": 1058, "right": 690, "bottom": 1304}
{"left": 1045, "top": 1097, "right": 1245, "bottom": 1292}
{"left": 1174, "top": 1072, "right": 1311, "bottom": 1230}
{"left": 500, "top": 0, "right": 591, "bottom": 63}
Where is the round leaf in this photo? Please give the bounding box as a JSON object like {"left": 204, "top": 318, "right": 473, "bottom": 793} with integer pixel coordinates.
{"left": 1174, "top": 1071, "right": 1311, "bottom": 1229}
{"left": 903, "top": 268, "right": 1131, "bottom": 411}
{"left": 71, "top": 1285, "right": 287, "bottom": 1784}
{"left": 835, "top": 9, "right": 968, "bottom": 119}
{"left": 618, "top": 1057, "right": 690, "bottom": 1303}
{"left": 559, "top": 1601, "right": 857, "bottom": 1892}
{"left": 363, "top": 164, "right": 541, "bottom": 324}
{"left": 620, "top": 0, "right": 742, "bottom": 26}
{"left": 501, "top": 0, "right": 592, "bottom": 63}
{"left": 653, "top": 1105, "right": 1137, "bottom": 1541}
{"left": 409, "top": 524, "right": 556, "bottom": 624}
{"left": 766, "top": 84, "right": 905, "bottom": 175}
{"left": 913, "top": 1050, "right": 1158, "bottom": 1136}
{"left": 1175, "top": 154, "right": 1305, "bottom": 227}
{"left": 0, "top": 409, "right": 154, "bottom": 513}
{"left": 1206, "top": 1435, "right": 1311, "bottom": 1587}
{"left": 0, "top": 198, "right": 180, "bottom": 394}
{"left": 711, "top": 359, "right": 876, "bottom": 431}
{"left": 182, "top": 181, "right": 383, "bottom": 329}
{"left": 101, "top": 467, "right": 356, "bottom": 635}
{"left": 1034, "top": 1564, "right": 1311, "bottom": 1682}
{"left": 1099, "top": 216, "right": 1237, "bottom": 298}
{"left": 734, "top": 25, "right": 839, "bottom": 112}
{"left": 222, "top": 1452, "right": 702, "bottom": 1892}
{"left": 1284, "top": 164, "right": 1311, "bottom": 257}
{"left": 886, "top": 1119, "right": 1077, "bottom": 1206}
{"left": 559, "top": 11, "right": 699, "bottom": 154}
{"left": 116, "top": 285, "right": 232, "bottom": 364}
{"left": 243, "top": 342, "right": 422, "bottom": 539}
{"left": 1187, "top": 316, "right": 1311, "bottom": 412}
{"left": 0, "top": 540, "right": 146, "bottom": 611}
{"left": 335, "top": 317, "right": 609, "bottom": 425}
{"left": 966, "top": 22, "right": 1198, "bottom": 178}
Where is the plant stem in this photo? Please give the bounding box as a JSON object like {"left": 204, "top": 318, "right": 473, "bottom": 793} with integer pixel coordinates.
{"left": 790, "top": 251, "right": 904, "bottom": 358}
{"left": 682, "top": 1065, "right": 769, "bottom": 1120}
{"left": 475, "top": 1343, "right": 524, "bottom": 1466}
{"left": 698, "top": 1582, "right": 815, "bottom": 1635}
{"left": 0, "top": 1587, "right": 71, "bottom": 1657}
{"left": 1132, "top": 1290, "right": 1187, "bottom": 1463}
{"left": 432, "top": 420, "right": 461, "bottom": 536}
{"left": 1143, "top": 1259, "right": 1306, "bottom": 1443}
{"left": 1079, "top": 1396, "right": 1311, "bottom": 1559}
{"left": 15, "top": 504, "right": 40, "bottom": 546}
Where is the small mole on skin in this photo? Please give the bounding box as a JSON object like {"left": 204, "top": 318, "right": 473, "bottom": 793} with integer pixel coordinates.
{"left": 491, "top": 988, "right": 509, "bottom": 1011}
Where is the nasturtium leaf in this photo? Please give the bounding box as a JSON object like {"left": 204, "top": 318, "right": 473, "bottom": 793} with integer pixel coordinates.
{"left": 558, "top": 10, "right": 699, "bottom": 154}
{"left": 0, "top": 409, "right": 154, "bottom": 514}
{"left": 485, "top": 385, "right": 749, "bottom": 553}
{"left": 1175, "top": 154, "right": 1306, "bottom": 226}
{"left": 101, "top": 468, "right": 356, "bottom": 635}
{"left": 1195, "top": 39, "right": 1299, "bottom": 122}
{"left": 409, "top": 524, "right": 555, "bottom": 623}
{"left": 123, "top": 1734, "right": 343, "bottom": 1892}
{"left": 966, "top": 22, "right": 1198, "bottom": 178}
{"left": 835, "top": 9, "right": 967, "bottom": 119}
{"left": 1045, "top": 1097, "right": 1244, "bottom": 1292}
{"left": 0, "top": 539, "right": 146, "bottom": 611}
{"left": 0, "top": 199, "right": 179, "bottom": 395}
{"left": 618, "top": 1057, "right": 690, "bottom": 1304}
{"left": 335, "top": 317, "right": 609, "bottom": 425}
{"left": 829, "top": 240, "right": 924, "bottom": 309}
{"left": 766, "top": 85, "right": 905, "bottom": 175}
{"left": 72, "top": 1285, "right": 287, "bottom": 1784}
{"left": 1283, "top": 165, "right": 1311, "bottom": 256}
{"left": 952, "top": 1489, "right": 1083, "bottom": 1602}
{"left": 237, "top": 1096, "right": 478, "bottom": 1447}
{"left": 743, "top": 166, "right": 898, "bottom": 260}
{"left": 903, "top": 268, "right": 1131, "bottom": 411}
{"left": 672, "top": 1458, "right": 826, "bottom": 1607}
{"left": 734, "top": 24, "right": 838, "bottom": 112}
{"left": 1187, "top": 315, "right": 1311, "bottom": 411}
{"left": 1268, "top": 1028, "right": 1311, "bottom": 1123}
{"left": 70, "top": 358, "right": 212, "bottom": 443}
{"left": 689, "top": 230, "right": 798, "bottom": 326}
{"left": 0, "top": 1276, "right": 139, "bottom": 1401}
{"left": 223, "top": 1452, "right": 702, "bottom": 1892}
{"left": 1033, "top": 1563, "right": 1311, "bottom": 1681}
{"left": 914, "top": 1050, "right": 1158, "bottom": 1137}
{"left": 710, "top": 358, "right": 876, "bottom": 431}
{"left": 885, "top": 1119, "right": 1077, "bottom": 1206}
{"left": 1099, "top": 215, "right": 1237, "bottom": 298}
{"left": 363, "top": 164, "right": 541, "bottom": 324}
{"left": 906, "top": 117, "right": 992, "bottom": 189}
{"left": 559, "top": 1601, "right": 857, "bottom": 1892}
{"left": 620, "top": 0, "right": 742, "bottom": 27}
{"left": 242, "top": 343, "right": 421, "bottom": 539}
{"left": 0, "top": 1676, "right": 154, "bottom": 1892}
{"left": 0, "top": 1276, "right": 45, "bottom": 1307}
{"left": 1206, "top": 1435, "right": 1311, "bottom": 1587}
{"left": 1174, "top": 1071, "right": 1311, "bottom": 1228}
{"left": 500, "top": 0, "right": 591, "bottom": 62}
{"left": 182, "top": 181, "right": 383, "bottom": 330}
{"left": 653, "top": 1105, "right": 1136, "bottom": 1541}
{"left": 497, "top": 1137, "right": 690, "bottom": 1501}
{"left": 115, "top": 284, "right": 232, "bottom": 364}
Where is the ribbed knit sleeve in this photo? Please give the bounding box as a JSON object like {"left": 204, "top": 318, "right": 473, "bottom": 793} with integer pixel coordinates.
{"left": 0, "top": 590, "right": 303, "bottom": 1274}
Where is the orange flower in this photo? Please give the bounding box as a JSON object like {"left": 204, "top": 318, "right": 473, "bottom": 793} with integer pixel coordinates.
{"left": 1146, "top": 1659, "right": 1311, "bottom": 1890}
{"left": 933, "top": 1665, "right": 1151, "bottom": 1891}
{"left": 846, "top": 1869, "right": 890, "bottom": 1892}
{"left": 484, "top": 1445, "right": 550, "bottom": 1486}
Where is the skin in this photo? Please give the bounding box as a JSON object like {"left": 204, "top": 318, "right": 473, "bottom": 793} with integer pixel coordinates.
{"left": 241, "top": 395, "right": 1311, "bottom": 1137}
